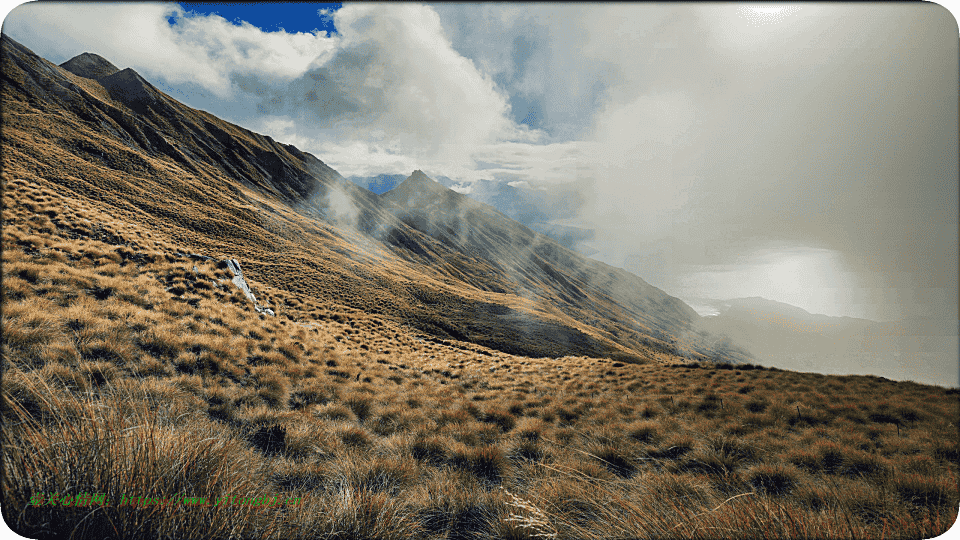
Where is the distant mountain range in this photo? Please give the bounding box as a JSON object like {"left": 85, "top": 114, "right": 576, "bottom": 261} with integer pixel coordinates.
{"left": 1, "top": 35, "right": 748, "bottom": 364}
{"left": 686, "top": 296, "right": 958, "bottom": 385}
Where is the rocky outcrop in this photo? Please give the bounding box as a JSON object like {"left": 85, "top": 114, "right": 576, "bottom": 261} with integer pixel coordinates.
{"left": 223, "top": 259, "right": 275, "bottom": 316}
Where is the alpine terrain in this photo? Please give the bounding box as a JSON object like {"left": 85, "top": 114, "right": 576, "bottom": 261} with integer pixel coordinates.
{"left": 2, "top": 36, "right": 957, "bottom": 540}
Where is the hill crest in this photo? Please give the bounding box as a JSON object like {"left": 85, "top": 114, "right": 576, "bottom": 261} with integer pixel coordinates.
{"left": 59, "top": 51, "right": 119, "bottom": 79}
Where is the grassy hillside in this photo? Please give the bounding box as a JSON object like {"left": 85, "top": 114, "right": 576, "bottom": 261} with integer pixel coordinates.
{"left": 1, "top": 33, "right": 727, "bottom": 364}
{"left": 3, "top": 177, "right": 958, "bottom": 539}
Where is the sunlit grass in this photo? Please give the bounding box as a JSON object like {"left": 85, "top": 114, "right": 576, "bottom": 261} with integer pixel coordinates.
{"left": 1, "top": 178, "right": 958, "bottom": 539}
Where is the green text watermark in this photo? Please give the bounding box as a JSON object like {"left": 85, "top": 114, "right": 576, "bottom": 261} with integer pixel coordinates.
{"left": 29, "top": 493, "right": 303, "bottom": 508}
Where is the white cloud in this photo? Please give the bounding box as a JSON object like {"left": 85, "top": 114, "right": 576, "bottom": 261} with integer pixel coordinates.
{"left": 4, "top": 2, "right": 336, "bottom": 97}
{"left": 437, "top": 3, "right": 956, "bottom": 325}
{"left": 433, "top": 4, "right": 620, "bottom": 142}
{"left": 316, "top": 4, "right": 525, "bottom": 157}
{"left": 225, "top": 4, "right": 548, "bottom": 182}
{"left": 4, "top": 2, "right": 543, "bottom": 178}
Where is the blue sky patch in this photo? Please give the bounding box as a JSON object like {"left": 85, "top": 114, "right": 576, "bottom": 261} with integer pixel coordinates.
{"left": 174, "top": 2, "right": 340, "bottom": 35}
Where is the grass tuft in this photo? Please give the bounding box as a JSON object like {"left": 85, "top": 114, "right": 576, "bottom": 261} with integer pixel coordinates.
{"left": 747, "top": 463, "right": 799, "bottom": 496}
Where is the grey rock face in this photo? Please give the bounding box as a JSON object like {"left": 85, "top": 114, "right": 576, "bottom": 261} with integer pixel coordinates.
{"left": 225, "top": 259, "right": 275, "bottom": 316}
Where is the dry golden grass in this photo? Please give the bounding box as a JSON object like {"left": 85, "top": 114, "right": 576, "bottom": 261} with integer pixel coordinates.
{"left": 2, "top": 174, "right": 959, "bottom": 539}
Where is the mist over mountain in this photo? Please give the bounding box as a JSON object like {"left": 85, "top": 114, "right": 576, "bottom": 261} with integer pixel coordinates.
{"left": 350, "top": 173, "right": 598, "bottom": 256}
{"left": 344, "top": 173, "right": 407, "bottom": 195}
{"left": 2, "top": 35, "right": 747, "bottom": 365}
{"left": 687, "top": 296, "right": 958, "bottom": 386}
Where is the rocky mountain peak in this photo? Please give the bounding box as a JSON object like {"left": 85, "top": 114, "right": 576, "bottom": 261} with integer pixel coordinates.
{"left": 383, "top": 170, "right": 453, "bottom": 208}
{"left": 400, "top": 170, "right": 445, "bottom": 193}
{"left": 59, "top": 52, "right": 119, "bottom": 80}
{"left": 408, "top": 169, "right": 432, "bottom": 182}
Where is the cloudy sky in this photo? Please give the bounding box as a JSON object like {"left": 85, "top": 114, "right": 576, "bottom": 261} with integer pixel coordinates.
{"left": 3, "top": 2, "right": 957, "bottom": 325}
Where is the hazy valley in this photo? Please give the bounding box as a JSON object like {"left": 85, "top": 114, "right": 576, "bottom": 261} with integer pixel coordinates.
{"left": 2, "top": 34, "right": 958, "bottom": 540}
{"left": 684, "top": 296, "right": 958, "bottom": 386}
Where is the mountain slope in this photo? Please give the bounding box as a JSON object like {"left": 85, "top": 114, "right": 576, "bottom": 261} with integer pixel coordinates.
{"left": 380, "top": 171, "right": 748, "bottom": 363}
{"left": 1, "top": 35, "right": 739, "bottom": 363}
{"left": 352, "top": 173, "right": 597, "bottom": 254}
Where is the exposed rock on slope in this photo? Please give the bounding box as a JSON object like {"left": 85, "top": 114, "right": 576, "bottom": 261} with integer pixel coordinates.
{"left": 224, "top": 259, "right": 275, "bottom": 316}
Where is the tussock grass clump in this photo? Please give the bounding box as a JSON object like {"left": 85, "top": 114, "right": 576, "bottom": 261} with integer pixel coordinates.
{"left": 314, "top": 402, "right": 356, "bottom": 422}
{"left": 450, "top": 444, "right": 509, "bottom": 486}
{"left": 747, "top": 463, "right": 800, "bottom": 496}
{"left": 78, "top": 330, "right": 138, "bottom": 365}
{"left": 411, "top": 435, "right": 451, "bottom": 466}
{"left": 626, "top": 419, "right": 660, "bottom": 444}
{"left": 339, "top": 425, "right": 374, "bottom": 448}
{"left": 273, "top": 461, "right": 328, "bottom": 491}
{"left": 252, "top": 365, "right": 291, "bottom": 408}
{"left": 934, "top": 439, "right": 960, "bottom": 465}
{"left": 480, "top": 405, "right": 517, "bottom": 432}
{"left": 249, "top": 423, "right": 287, "bottom": 455}
{"left": 784, "top": 447, "right": 821, "bottom": 473}
{"left": 369, "top": 406, "right": 413, "bottom": 436}
{"left": 509, "top": 439, "right": 547, "bottom": 463}
{"left": 289, "top": 380, "right": 338, "bottom": 410}
{"left": 513, "top": 417, "right": 548, "bottom": 442}
{"left": 637, "top": 401, "right": 663, "bottom": 419}
{"left": 589, "top": 444, "right": 637, "bottom": 478}
{"left": 135, "top": 326, "right": 185, "bottom": 359}
{"left": 2, "top": 370, "right": 281, "bottom": 540}
{"left": 839, "top": 449, "right": 889, "bottom": 480}
{"left": 2, "top": 297, "right": 63, "bottom": 360}
{"left": 676, "top": 436, "right": 756, "bottom": 478}
{"left": 436, "top": 406, "right": 473, "bottom": 427}
{"left": 335, "top": 455, "right": 419, "bottom": 495}
{"left": 304, "top": 488, "right": 423, "bottom": 540}
{"left": 344, "top": 394, "right": 374, "bottom": 423}
{"left": 895, "top": 472, "right": 957, "bottom": 509}
{"left": 650, "top": 434, "right": 695, "bottom": 460}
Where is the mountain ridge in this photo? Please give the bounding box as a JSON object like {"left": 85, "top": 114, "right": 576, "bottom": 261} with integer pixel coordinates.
{"left": 350, "top": 172, "right": 596, "bottom": 254}
{"left": 691, "top": 296, "right": 878, "bottom": 323}
{"left": 2, "top": 35, "right": 747, "bottom": 364}
{"left": 379, "top": 170, "right": 730, "bottom": 361}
